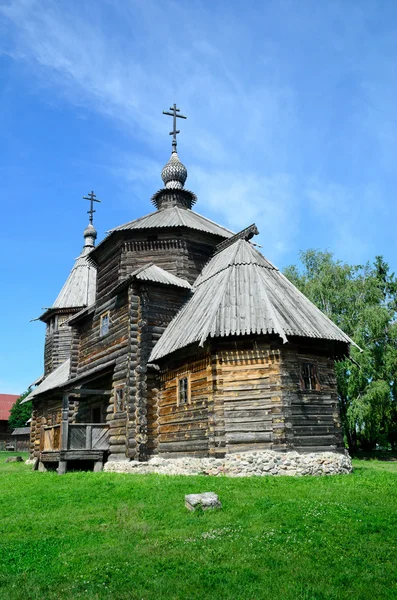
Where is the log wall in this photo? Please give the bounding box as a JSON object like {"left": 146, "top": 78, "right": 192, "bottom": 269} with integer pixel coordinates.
{"left": 73, "top": 291, "right": 130, "bottom": 459}
{"left": 95, "top": 243, "right": 122, "bottom": 303}
{"left": 157, "top": 355, "right": 211, "bottom": 457}
{"left": 215, "top": 343, "right": 283, "bottom": 454}
{"left": 127, "top": 283, "right": 191, "bottom": 460}
{"left": 155, "top": 337, "right": 345, "bottom": 457}
{"left": 44, "top": 314, "right": 74, "bottom": 376}
{"left": 120, "top": 231, "right": 218, "bottom": 285}
{"left": 76, "top": 294, "right": 129, "bottom": 377}
{"left": 280, "top": 345, "right": 344, "bottom": 452}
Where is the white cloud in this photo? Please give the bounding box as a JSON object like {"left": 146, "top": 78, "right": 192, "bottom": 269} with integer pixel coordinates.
{"left": 0, "top": 0, "right": 296, "bottom": 168}
{"left": 305, "top": 179, "right": 375, "bottom": 262}
{"left": 1, "top": 0, "right": 396, "bottom": 268}
{"left": 191, "top": 167, "right": 298, "bottom": 262}
{"left": 0, "top": 0, "right": 298, "bottom": 258}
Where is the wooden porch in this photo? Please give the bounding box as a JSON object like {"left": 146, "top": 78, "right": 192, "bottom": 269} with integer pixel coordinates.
{"left": 39, "top": 422, "right": 109, "bottom": 472}
{"left": 38, "top": 389, "right": 111, "bottom": 474}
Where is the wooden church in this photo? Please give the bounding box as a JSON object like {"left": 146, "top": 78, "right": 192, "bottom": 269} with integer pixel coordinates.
{"left": 25, "top": 105, "right": 355, "bottom": 473}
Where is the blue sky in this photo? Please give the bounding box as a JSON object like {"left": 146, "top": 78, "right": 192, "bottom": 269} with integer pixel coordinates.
{"left": 1, "top": 0, "right": 396, "bottom": 394}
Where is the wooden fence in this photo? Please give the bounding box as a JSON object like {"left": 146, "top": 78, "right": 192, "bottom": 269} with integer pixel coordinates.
{"left": 0, "top": 435, "right": 30, "bottom": 452}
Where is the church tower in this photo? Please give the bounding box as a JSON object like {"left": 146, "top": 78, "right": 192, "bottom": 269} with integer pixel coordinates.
{"left": 38, "top": 193, "right": 99, "bottom": 375}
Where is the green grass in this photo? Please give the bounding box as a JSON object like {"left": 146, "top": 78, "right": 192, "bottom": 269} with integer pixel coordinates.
{"left": 0, "top": 452, "right": 396, "bottom": 600}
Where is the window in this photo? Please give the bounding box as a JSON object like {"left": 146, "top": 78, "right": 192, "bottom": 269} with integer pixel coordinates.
{"left": 100, "top": 312, "right": 109, "bottom": 337}
{"left": 300, "top": 362, "right": 320, "bottom": 391}
{"left": 114, "top": 387, "right": 125, "bottom": 413}
{"left": 177, "top": 376, "right": 190, "bottom": 406}
{"left": 48, "top": 316, "right": 58, "bottom": 335}
{"left": 91, "top": 405, "right": 102, "bottom": 423}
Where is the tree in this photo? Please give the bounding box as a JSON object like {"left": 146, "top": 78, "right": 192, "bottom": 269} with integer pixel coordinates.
{"left": 8, "top": 390, "right": 32, "bottom": 430}
{"left": 284, "top": 250, "right": 397, "bottom": 453}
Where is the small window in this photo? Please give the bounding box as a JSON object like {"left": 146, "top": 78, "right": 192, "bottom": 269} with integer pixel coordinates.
{"left": 114, "top": 387, "right": 125, "bottom": 413}
{"left": 91, "top": 406, "right": 102, "bottom": 423}
{"left": 300, "top": 362, "right": 320, "bottom": 391}
{"left": 48, "top": 316, "right": 59, "bottom": 334}
{"left": 177, "top": 376, "right": 190, "bottom": 406}
{"left": 100, "top": 312, "right": 109, "bottom": 337}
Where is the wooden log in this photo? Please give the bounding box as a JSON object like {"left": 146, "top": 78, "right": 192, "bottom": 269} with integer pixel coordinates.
{"left": 224, "top": 421, "right": 272, "bottom": 432}
{"left": 108, "top": 444, "right": 126, "bottom": 454}
{"left": 225, "top": 432, "right": 272, "bottom": 443}
{"left": 158, "top": 440, "right": 208, "bottom": 452}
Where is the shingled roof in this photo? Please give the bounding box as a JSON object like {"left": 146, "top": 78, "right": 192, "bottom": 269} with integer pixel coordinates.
{"left": 51, "top": 250, "right": 97, "bottom": 310}
{"left": 23, "top": 359, "right": 70, "bottom": 403}
{"left": 38, "top": 226, "right": 97, "bottom": 320}
{"left": 113, "top": 263, "right": 192, "bottom": 295}
{"left": 150, "top": 238, "right": 357, "bottom": 361}
{"left": 108, "top": 205, "right": 233, "bottom": 238}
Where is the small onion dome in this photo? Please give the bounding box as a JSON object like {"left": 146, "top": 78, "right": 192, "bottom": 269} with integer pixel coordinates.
{"left": 161, "top": 151, "right": 187, "bottom": 190}
{"left": 83, "top": 223, "right": 97, "bottom": 248}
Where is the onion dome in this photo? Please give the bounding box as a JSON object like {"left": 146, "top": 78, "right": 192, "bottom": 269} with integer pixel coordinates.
{"left": 152, "top": 150, "right": 196, "bottom": 210}
{"left": 83, "top": 223, "right": 97, "bottom": 249}
{"left": 161, "top": 151, "right": 188, "bottom": 189}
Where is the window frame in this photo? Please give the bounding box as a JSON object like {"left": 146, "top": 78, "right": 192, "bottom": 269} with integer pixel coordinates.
{"left": 299, "top": 361, "right": 320, "bottom": 392}
{"left": 176, "top": 374, "right": 191, "bottom": 407}
{"left": 48, "top": 316, "right": 58, "bottom": 335}
{"left": 114, "top": 386, "right": 125, "bottom": 413}
{"left": 99, "top": 311, "right": 110, "bottom": 337}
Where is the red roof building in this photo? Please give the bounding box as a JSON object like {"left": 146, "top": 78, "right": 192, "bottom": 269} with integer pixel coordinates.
{"left": 0, "top": 394, "right": 19, "bottom": 433}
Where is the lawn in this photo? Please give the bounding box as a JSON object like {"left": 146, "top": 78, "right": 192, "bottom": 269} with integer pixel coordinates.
{"left": 0, "top": 452, "right": 396, "bottom": 600}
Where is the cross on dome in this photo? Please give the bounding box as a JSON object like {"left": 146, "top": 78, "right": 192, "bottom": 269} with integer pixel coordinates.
{"left": 162, "top": 103, "right": 187, "bottom": 152}
{"left": 83, "top": 190, "right": 101, "bottom": 225}
{"left": 151, "top": 104, "right": 196, "bottom": 210}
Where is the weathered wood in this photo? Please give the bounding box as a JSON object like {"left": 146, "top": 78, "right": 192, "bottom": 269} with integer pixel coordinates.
{"left": 67, "top": 389, "right": 112, "bottom": 396}
{"left": 85, "top": 425, "right": 92, "bottom": 450}
{"left": 57, "top": 461, "right": 67, "bottom": 475}
{"left": 224, "top": 421, "right": 272, "bottom": 432}
{"left": 60, "top": 395, "right": 69, "bottom": 452}
{"left": 225, "top": 432, "right": 273, "bottom": 443}
{"left": 44, "top": 317, "right": 75, "bottom": 376}
{"left": 69, "top": 425, "right": 86, "bottom": 450}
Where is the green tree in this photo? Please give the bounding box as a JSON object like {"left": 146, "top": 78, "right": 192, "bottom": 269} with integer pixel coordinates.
{"left": 284, "top": 250, "right": 397, "bottom": 453}
{"left": 8, "top": 390, "right": 32, "bottom": 430}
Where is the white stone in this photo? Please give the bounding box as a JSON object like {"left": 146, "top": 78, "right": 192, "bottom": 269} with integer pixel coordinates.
{"left": 185, "top": 492, "right": 222, "bottom": 511}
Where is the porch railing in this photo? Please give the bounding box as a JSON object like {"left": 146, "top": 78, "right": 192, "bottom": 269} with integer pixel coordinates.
{"left": 68, "top": 424, "right": 109, "bottom": 451}
{"left": 41, "top": 423, "right": 109, "bottom": 452}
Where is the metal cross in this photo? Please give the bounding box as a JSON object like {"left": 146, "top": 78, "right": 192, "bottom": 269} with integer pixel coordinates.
{"left": 83, "top": 190, "right": 101, "bottom": 225}
{"left": 162, "top": 103, "right": 187, "bottom": 151}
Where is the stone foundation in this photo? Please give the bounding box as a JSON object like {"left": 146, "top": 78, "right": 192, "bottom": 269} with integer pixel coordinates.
{"left": 104, "top": 450, "right": 352, "bottom": 477}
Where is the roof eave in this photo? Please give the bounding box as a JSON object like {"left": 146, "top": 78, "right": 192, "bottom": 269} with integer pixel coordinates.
{"left": 36, "top": 305, "right": 86, "bottom": 323}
